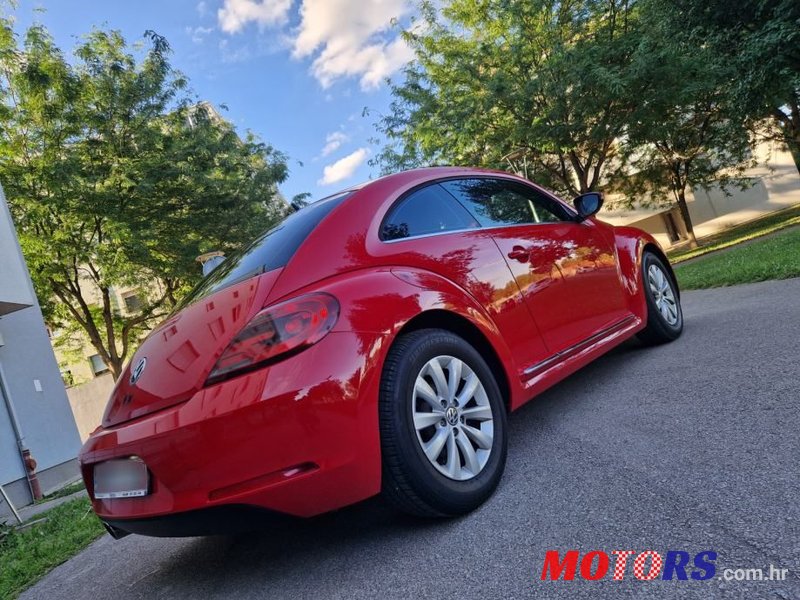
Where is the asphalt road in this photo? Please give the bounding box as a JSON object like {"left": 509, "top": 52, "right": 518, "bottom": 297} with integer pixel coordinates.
{"left": 23, "top": 278, "right": 800, "bottom": 600}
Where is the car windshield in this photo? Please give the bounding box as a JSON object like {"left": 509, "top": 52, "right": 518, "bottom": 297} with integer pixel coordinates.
{"left": 178, "top": 191, "right": 350, "bottom": 307}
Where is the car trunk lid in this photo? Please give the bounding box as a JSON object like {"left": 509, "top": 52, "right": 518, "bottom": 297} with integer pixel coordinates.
{"left": 101, "top": 268, "right": 282, "bottom": 428}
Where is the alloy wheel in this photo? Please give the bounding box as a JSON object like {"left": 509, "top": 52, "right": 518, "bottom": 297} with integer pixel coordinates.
{"left": 647, "top": 263, "right": 679, "bottom": 326}
{"left": 411, "top": 355, "right": 494, "bottom": 481}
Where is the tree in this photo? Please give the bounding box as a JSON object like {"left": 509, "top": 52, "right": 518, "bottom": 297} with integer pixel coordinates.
{"left": 374, "top": 0, "right": 642, "bottom": 197}
{"left": 376, "top": 0, "right": 759, "bottom": 247}
{"left": 0, "top": 21, "right": 289, "bottom": 379}
{"left": 610, "top": 1, "right": 756, "bottom": 247}
{"left": 656, "top": 0, "right": 800, "bottom": 173}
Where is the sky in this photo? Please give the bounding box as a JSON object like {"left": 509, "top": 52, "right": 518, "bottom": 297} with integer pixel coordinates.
{"left": 11, "top": 0, "right": 417, "bottom": 201}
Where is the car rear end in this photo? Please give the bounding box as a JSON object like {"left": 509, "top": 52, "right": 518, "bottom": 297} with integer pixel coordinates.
{"left": 79, "top": 191, "right": 383, "bottom": 537}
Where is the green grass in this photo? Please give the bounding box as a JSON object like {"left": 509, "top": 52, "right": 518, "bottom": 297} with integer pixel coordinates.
{"left": 667, "top": 204, "right": 800, "bottom": 264}
{"left": 674, "top": 226, "right": 800, "bottom": 290}
{"left": 0, "top": 498, "right": 104, "bottom": 599}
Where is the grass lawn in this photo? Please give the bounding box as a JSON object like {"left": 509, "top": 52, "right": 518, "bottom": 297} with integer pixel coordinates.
{"left": 667, "top": 204, "right": 800, "bottom": 264}
{"left": 674, "top": 225, "right": 800, "bottom": 290}
{"left": 0, "top": 497, "right": 105, "bottom": 599}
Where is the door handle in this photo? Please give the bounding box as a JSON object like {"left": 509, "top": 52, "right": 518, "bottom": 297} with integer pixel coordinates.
{"left": 507, "top": 245, "right": 530, "bottom": 262}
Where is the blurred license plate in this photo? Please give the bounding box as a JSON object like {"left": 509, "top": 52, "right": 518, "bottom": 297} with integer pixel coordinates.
{"left": 94, "top": 458, "right": 149, "bottom": 499}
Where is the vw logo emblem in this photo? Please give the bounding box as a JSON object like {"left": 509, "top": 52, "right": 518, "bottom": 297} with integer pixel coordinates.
{"left": 445, "top": 406, "right": 459, "bottom": 426}
{"left": 130, "top": 357, "right": 147, "bottom": 385}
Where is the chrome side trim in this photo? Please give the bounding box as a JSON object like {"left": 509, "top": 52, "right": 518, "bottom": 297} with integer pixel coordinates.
{"left": 522, "top": 315, "right": 638, "bottom": 379}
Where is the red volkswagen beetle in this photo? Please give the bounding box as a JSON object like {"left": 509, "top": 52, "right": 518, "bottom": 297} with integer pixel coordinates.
{"left": 80, "top": 167, "right": 682, "bottom": 537}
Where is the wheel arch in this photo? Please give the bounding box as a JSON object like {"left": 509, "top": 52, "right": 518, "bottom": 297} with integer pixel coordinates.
{"left": 392, "top": 309, "right": 512, "bottom": 413}
{"left": 642, "top": 242, "right": 680, "bottom": 299}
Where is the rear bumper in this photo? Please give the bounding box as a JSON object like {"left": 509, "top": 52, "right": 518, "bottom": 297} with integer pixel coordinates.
{"left": 79, "top": 331, "right": 385, "bottom": 529}
{"left": 102, "top": 504, "right": 298, "bottom": 538}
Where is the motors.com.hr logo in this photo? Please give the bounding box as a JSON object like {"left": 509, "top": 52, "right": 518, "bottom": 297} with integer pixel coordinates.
{"left": 540, "top": 550, "right": 791, "bottom": 582}
{"left": 541, "top": 549, "right": 716, "bottom": 581}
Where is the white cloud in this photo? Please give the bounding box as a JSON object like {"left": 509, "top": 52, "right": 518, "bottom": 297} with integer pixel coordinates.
{"left": 186, "top": 25, "right": 214, "bottom": 44}
{"left": 218, "top": 0, "right": 293, "bottom": 33}
{"left": 197, "top": 1, "right": 208, "bottom": 17}
{"left": 293, "top": 0, "right": 414, "bottom": 90}
{"left": 321, "top": 131, "right": 349, "bottom": 157}
{"left": 215, "top": 0, "right": 414, "bottom": 89}
{"left": 318, "top": 148, "right": 369, "bottom": 185}
{"left": 219, "top": 39, "right": 252, "bottom": 63}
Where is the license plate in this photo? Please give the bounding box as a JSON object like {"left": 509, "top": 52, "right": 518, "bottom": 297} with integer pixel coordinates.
{"left": 94, "top": 457, "right": 149, "bottom": 499}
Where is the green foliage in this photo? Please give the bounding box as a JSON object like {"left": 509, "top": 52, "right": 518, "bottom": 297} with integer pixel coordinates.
{"left": 376, "top": 0, "right": 787, "bottom": 240}
{"left": 375, "top": 0, "right": 642, "bottom": 196}
{"left": 657, "top": 0, "right": 800, "bottom": 166}
{"left": 605, "top": 0, "right": 758, "bottom": 240}
{"left": 0, "top": 20, "right": 289, "bottom": 378}
{"left": 0, "top": 497, "right": 105, "bottom": 599}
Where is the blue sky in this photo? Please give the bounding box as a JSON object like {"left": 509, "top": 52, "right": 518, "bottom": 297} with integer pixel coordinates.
{"left": 12, "top": 0, "right": 416, "bottom": 201}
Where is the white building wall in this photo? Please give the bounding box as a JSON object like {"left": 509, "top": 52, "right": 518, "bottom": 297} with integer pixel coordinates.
{"left": 0, "top": 184, "right": 82, "bottom": 510}
{"left": 0, "top": 188, "right": 35, "bottom": 314}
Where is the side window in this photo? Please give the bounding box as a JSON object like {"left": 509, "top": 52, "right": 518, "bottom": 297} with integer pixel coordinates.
{"left": 381, "top": 184, "right": 479, "bottom": 241}
{"left": 441, "top": 178, "right": 573, "bottom": 227}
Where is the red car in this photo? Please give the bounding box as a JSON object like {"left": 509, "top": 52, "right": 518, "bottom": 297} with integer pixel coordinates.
{"left": 80, "top": 167, "right": 683, "bottom": 538}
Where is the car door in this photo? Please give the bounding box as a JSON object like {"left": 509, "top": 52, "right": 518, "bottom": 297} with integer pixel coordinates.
{"left": 440, "top": 177, "right": 630, "bottom": 356}
{"left": 375, "top": 182, "right": 552, "bottom": 376}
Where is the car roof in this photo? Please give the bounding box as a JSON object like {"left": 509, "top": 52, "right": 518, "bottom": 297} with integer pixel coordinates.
{"left": 267, "top": 166, "right": 557, "bottom": 300}
{"left": 342, "top": 166, "right": 521, "bottom": 195}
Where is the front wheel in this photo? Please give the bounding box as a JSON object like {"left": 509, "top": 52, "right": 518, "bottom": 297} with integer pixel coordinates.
{"left": 379, "top": 329, "right": 507, "bottom": 517}
{"left": 637, "top": 251, "right": 683, "bottom": 345}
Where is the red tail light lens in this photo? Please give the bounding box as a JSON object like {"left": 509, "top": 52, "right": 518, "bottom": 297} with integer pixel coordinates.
{"left": 206, "top": 293, "right": 339, "bottom": 385}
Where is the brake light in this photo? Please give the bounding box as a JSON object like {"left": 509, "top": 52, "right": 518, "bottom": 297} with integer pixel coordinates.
{"left": 206, "top": 293, "right": 339, "bottom": 385}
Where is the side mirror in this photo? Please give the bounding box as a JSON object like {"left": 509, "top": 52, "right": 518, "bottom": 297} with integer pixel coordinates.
{"left": 573, "top": 192, "right": 604, "bottom": 221}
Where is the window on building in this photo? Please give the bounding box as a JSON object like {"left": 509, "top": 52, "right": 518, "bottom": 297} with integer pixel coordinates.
{"left": 123, "top": 293, "right": 142, "bottom": 313}
{"left": 89, "top": 354, "right": 109, "bottom": 377}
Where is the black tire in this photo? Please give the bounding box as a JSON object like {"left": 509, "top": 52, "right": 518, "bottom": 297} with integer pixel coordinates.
{"left": 637, "top": 251, "right": 683, "bottom": 345}
{"left": 379, "top": 329, "right": 507, "bottom": 517}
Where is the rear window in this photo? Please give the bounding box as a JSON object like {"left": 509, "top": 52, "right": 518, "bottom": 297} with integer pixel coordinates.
{"left": 179, "top": 192, "right": 349, "bottom": 306}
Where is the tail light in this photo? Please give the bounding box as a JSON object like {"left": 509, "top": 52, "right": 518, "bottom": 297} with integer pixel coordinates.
{"left": 206, "top": 293, "right": 339, "bottom": 385}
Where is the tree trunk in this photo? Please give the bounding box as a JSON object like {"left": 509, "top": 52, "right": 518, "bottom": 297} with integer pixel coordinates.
{"left": 107, "top": 356, "right": 123, "bottom": 381}
{"left": 676, "top": 190, "right": 699, "bottom": 248}
{"left": 787, "top": 137, "right": 800, "bottom": 177}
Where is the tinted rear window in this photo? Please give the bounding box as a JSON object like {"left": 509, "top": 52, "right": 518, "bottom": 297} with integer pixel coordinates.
{"left": 180, "top": 192, "right": 349, "bottom": 306}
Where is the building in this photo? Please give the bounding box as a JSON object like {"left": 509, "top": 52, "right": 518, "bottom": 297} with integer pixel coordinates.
{"left": 0, "top": 184, "right": 82, "bottom": 520}
{"left": 600, "top": 141, "right": 800, "bottom": 248}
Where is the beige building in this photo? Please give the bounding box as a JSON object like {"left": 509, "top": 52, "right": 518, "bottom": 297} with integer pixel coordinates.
{"left": 51, "top": 283, "right": 158, "bottom": 386}
{"left": 51, "top": 279, "right": 167, "bottom": 441}
{"left": 600, "top": 141, "right": 800, "bottom": 248}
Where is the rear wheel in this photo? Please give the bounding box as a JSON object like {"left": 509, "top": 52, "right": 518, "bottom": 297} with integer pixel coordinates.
{"left": 637, "top": 251, "right": 683, "bottom": 345}
{"left": 379, "top": 329, "right": 507, "bottom": 517}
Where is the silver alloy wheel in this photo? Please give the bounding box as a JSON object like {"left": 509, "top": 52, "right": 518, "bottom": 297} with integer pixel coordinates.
{"left": 648, "top": 263, "right": 679, "bottom": 326}
{"left": 412, "top": 355, "right": 494, "bottom": 481}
